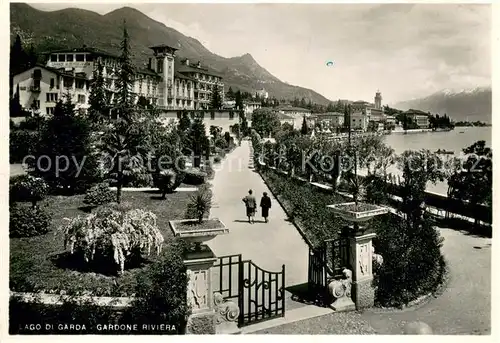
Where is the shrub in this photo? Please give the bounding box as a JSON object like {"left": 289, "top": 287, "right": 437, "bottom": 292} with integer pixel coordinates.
{"left": 204, "top": 161, "right": 215, "bottom": 180}
{"left": 18, "top": 116, "right": 44, "bottom": 131}
{"left": 183, "top": 168, "right": 207, "bottom": 185}
{"left": 9, "top": 175, "right": 49, "bottom": 206}
{"left": 9, "top": 129, "right": 40, "bottom": 163}
{"left": 124, "top": 240, "right": 190, "bottom": 334}
{"left": 156, "top": 169, "right": 185, "bottom": 198}
{"left": 186, "top": 185, "right": 212, "bottom": 223}
{"left": 32, "top": 108, "right": 99, "bottom": 194}
{"left": 213, "top": 156, "right": 222, "bottom": 164}
{"left": 373, "top": 214, "right": 446, "bottom": 308}
{"left": 123, "top": 167, "right": 154, "bottom": 187}
{"left": 10, "top": 204, "right": 51, "bottom": 238}
{"left": 83, "top": 183, "right": 115, "bottom": 208}
{"left": 57, "top": 207, "right": 165, "bottom": 275}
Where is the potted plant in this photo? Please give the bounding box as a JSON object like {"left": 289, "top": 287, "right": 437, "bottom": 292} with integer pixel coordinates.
{"left": 327, "top": 136, "right": 388, "bottom": 235}
{"left": 169, "top": 185, "right": 228, "bottom": 252}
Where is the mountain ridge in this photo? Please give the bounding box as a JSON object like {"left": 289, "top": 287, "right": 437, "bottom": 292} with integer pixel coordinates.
{"left": 10, "top": 3, "right": 332, "bottom": 104}
{"left": 392, "top": 87, "right": 492, "bottom": 123}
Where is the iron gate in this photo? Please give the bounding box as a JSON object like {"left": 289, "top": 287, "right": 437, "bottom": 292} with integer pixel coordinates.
{"left": 212, "top": 254, "right": 285, "bottom": 327}
{"left": 307, "top": 236, "right": 350, "bottom": 306}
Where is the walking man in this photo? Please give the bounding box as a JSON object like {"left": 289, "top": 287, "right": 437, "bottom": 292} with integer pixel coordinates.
{"left": 242, "top": 189, "right": 257, "bottom": 223}
{"left": 260, "top": 192, "right": 272, "bottom": 223}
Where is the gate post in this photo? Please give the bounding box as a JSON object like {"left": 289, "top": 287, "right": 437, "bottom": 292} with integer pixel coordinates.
{"left": 184, "top": 247, "right": 218, "bottom": 334}
{"left": 348, "top": 232, "right": 376, "bottom": 309}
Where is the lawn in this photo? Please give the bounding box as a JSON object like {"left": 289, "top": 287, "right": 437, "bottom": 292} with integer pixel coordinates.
{"left": 10, "top": 190, "right": 195, "bottom": 297}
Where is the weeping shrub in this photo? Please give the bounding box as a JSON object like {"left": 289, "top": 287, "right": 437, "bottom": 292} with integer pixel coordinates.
{"left": 57, "top": 207, "right": 165, "bottom": 275}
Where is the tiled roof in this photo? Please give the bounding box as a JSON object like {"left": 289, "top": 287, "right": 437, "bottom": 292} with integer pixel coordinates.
{"left": 277, "top": 113, "right": 294, "bottom": 120}
{"left": 18, "top": 64, "right": 89, "bottom": 80}
{"left": 175, "top": 58, "right": 223, "bottom": 78}
{"left": 175, "top": 71, "right": 195, "bottom": 81}
{"left": 278, "top": 106, "right": 311, "bottom": 112}
{"left": 316, "top": 112, "right": 344, "bottom": 117}
{"left": 149, "top": 43, "right": 179, "bottom": 50}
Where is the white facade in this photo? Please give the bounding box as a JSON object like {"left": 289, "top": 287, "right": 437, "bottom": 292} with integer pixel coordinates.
{"left": 13, "top": 45, "right": 224, "bottom": 116}
{"left": 12, "top": 66, "right": 90, "bottom": 116}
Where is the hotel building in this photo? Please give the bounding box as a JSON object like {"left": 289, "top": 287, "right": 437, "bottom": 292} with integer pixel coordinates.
{"left": 12, "top": 44, "right": 224, "bottom": 116}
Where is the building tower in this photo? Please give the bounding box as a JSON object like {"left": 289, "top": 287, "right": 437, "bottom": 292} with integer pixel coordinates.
{"left": 149, "top": 44, "right": 178, "bottom": 108}
{"left": 374, "top": 90, "right": 382, "bottom": 109}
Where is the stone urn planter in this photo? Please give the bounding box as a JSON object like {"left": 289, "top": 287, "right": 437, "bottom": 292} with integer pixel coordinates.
{"left": 169, "top": 218, "right": 228, "bottom": 253}
{"left": 327, "top": 202, "right": 388, "bottom": 235}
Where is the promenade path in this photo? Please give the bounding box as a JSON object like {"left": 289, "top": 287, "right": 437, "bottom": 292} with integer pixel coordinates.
{"left": 207, "top": 140, "right": 309, "bottom": 296}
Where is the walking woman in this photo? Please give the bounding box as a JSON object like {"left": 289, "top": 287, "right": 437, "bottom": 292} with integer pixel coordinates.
{"left": 260, "top": 192, "right": 272, "bottom": 223}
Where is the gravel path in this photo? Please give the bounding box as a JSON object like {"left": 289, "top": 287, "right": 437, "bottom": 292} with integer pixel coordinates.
{"left": 254, "top": 312, "right": 376, "bottom": 334}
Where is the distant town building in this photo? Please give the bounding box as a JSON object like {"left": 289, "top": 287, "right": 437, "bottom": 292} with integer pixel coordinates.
{"left": 276, "top": 106, "right": 312, "bottom": 129}
{"left": 255, "top": 88, "right": 269, "bottom": 99}
{"left": 243, "top": 101, "right": 261, "bottom": 114}
{"left": 12, "top": 44, "right": 224, "bottom": 116}
{"left": 277, "top": 112, "right": 295, "bottom": 127}
{"left": 405, "top": 109, "right": 430, "bottom": 128}
{"left": 314, "top": 112, "right": 345, "bottom": 131}
{"left": 350, "top": 111, "right": 369, "bottom": 131}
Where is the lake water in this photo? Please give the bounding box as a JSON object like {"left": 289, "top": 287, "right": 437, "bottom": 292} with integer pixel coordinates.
{"left": 363, "top": 127, "right": 492, "bottom": 195}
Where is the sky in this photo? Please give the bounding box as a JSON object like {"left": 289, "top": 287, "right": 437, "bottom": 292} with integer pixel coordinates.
{"left": 29, "top": 2, "right": 491, "bottom": 103}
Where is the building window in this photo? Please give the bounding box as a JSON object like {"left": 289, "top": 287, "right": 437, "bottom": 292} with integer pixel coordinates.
{"left": 33, "top": 69, "right": 42, "bottom": 79}
{"left": 59, "top": 54, "right": 66, "bottom": 62}
{"left": 46, "top": 107, "right": 55, "bottom": 115}
{"left": 86, "top": 54, "right": 93, "bottom": 62}
{"left": 50, "top": 78, "right": 55, "bottom": 89}
{"left": 50, "top": 54, "right": 57, "bottom": 62}
{"left": 67, "top": 54, "right": 74, "bottom": 62}
{"left": 32, "top": 100, "right": 40, "bottom": 109}
{"left": 78, "top": 94, "right": 86, "bottom": 104}
{"left": 76, "top": 54, "right": 85, "bottom": 62}
{"left": 76, "top": 80, "right": 85, "bottom": 89}
{"left": 63, "top": 77, "right": 73, "bottom": 88}
{"left": 46, "top": 93, "right": 58, "bottom": 102}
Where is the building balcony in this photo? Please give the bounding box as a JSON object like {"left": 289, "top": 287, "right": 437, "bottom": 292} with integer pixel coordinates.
{"left": 29, "top": 86, "right": 41, "bottom": 93}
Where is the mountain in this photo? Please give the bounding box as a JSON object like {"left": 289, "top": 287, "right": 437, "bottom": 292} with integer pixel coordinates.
{"left": 392, "top": 87, "right": 492, "bottom": 123}
{"left": 10, "top": 3, "right": 332, "bottom": 105}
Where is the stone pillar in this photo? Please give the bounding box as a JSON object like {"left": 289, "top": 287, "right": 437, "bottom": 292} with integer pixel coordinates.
{"left": 348, "top": 232, "right": 376, "bottom": 309}
{"left": 184, "top": 247, "right": 217, "bottom": 334}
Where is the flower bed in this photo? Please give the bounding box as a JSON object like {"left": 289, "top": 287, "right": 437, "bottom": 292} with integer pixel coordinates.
{"left": 9, "top": 191, "right": 195, "bottom": 297}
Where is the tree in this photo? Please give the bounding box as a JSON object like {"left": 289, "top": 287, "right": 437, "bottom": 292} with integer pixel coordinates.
{"left": 211, "top": 84, "right": 222, "bottom": 110}
{"left": 240, "top": 112, "right": 249, "bottom": 136}
{"left": 448, "top": 141, "right": 492, "bottom": 223}
{"left": 235, "top": 90, "right": 243, "bottom": 110}
{"left": 10, "top": 35, "right": 29, "bottom": 98}
{"left": 101, "top": 119, "right": 149, "bottom": 203}
{"left": 374, "top": 149, "right": 446, "bottom": 306}
{"left": 10, "top": 84, "right": 25, "bottom": 117}
{"left": 115, "top": 21, "right": 136, "bottom": 120}
{"left": 300, "top": 116, "right": 308, "bottom": 135}
{"left": 251, "top": 108, "right": 281, "bottom": 137}
{"left": 88, "top": 59, "right": 108, "bottom": 124}
{"left": 227, "top": 86, "right": 235, "bottom": 100}
{"left": 190, "top": 117, "right": 209, "bottom": 168}
{"left": 32, "top": 94, "right": 99, "bottom": 193}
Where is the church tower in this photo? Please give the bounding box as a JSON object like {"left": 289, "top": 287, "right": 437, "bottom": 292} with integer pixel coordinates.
{"left": 374, "top": 90, "right": 382, "bottom": 109}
